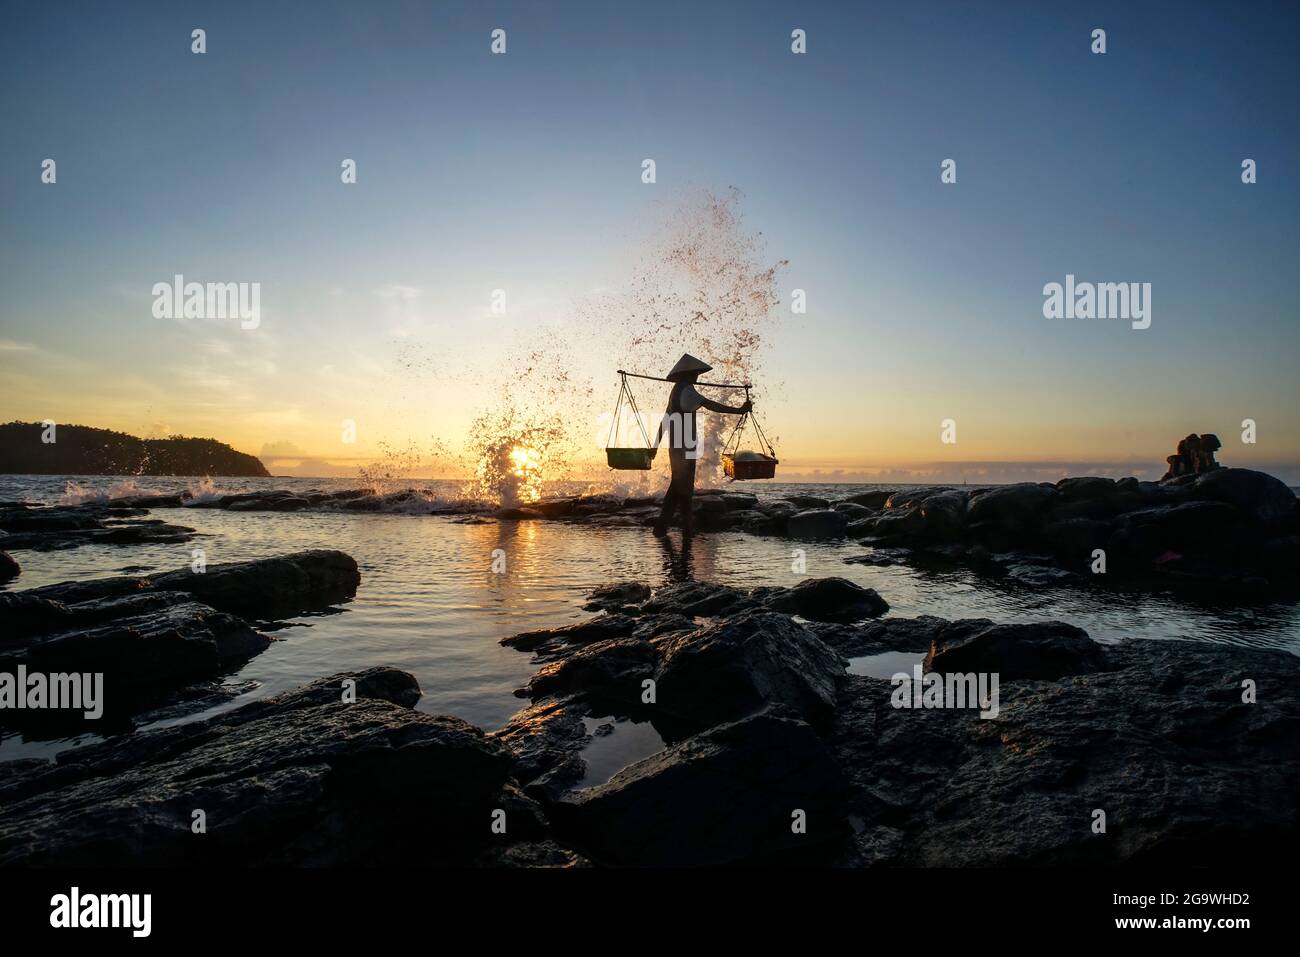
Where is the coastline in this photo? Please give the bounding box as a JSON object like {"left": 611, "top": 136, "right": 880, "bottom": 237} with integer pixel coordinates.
{"left": 2, "top": 464, "right": 1298, "bottom": 866}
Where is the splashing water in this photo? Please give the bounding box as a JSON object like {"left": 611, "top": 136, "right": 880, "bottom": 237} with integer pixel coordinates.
{"left": 357, "top": 438, "right": 455, "bottom": 496}
{"left": 181, "top": 476, "right": 228, "bottom": 505}
{"left": 59, "top": 478, "right": 146, "bottom": 505}
{"left": 370, "top": 188, "right": 787, "bottom": 504}
{"left": 461, "top": 406, "right": 573, "bottom": 507}
{"left": 584, "top": 187, "right": 788, "bottom": 487}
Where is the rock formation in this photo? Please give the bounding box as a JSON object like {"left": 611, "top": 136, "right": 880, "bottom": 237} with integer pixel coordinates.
{"left": 1161, "top": 432, "right": 1223, "bottom": 481}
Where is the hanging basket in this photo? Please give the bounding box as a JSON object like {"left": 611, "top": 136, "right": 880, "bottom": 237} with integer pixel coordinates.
{"left": 721, "top": 391, "right": 779, "bottom": 481}
{"left": 604, "top": 372, "right": 658, "bottom": 470}
{"left": 723, "top": 449, "right": 778, "bottom": 480}
{"left": 606, "top": 447, "right": 658, "bottom": 470}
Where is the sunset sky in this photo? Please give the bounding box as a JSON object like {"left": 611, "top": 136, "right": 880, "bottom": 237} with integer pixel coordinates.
{"left": 2, "top": 1, "right": 1297, "bottom": 484}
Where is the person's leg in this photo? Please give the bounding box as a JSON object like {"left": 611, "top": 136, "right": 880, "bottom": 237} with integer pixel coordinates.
{"left": 677, "top": 461, "right": 697, "bottom": 534}
{"left": 653, "top": 483, "right": 679, "bottom": 536}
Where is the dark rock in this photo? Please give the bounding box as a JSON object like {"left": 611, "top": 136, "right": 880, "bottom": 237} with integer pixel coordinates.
{"left": 531, "top": 498, "right": 577, "bottom": 519}
{"left": 653, "top": 612, "right": 844, "bottom": 733}
{"left": 924, "top": 619, "right": 1107, "bottom": 681}
{"left": 883, "top": 487, "right": 954, "bottom": 509}
{"left": 831, "top": 639, "right": 1300, "bottom": 866}
{"left": 1161, "top": 432, "right": 1222, "bottom": 481}
{"left": 495, "top": 507, "right": 543, "bottom": 520}
{"left": 554, "top": 710, "right": 848, "bottom": 866}
{"left": 583, "top": 581, "right": 652, "bottom": 612}
{"left": 1110, "top": 501, "right": 1252, "bottom": 560}
{"left": 0, "top": 668, "right": 545, "bottom": 866}
{"left": 501, "top": 614, "right": 636, "bottom": 656}
{"left": 112, "top": 493, "right": 185, "bottom": 508}
{"left": 638, "top": 581, "right": 757, "bottom": 618}
{"left": 845, "top": 518, "right": 880, "bottom": 539}
{"left": 150, "top": 550, "right": 360, "bottom": 619}
{"left": 845, "top": 489, "right": 898, "bottom": 509}
{"left": 833, "top": 501, "right": 875, "bottom": 519}
{"left": 269, "top": 497, "right": 312, "bottom": 512}
{"left": 0, "top": 550, "right": 18, "bottom": 583}
{"left": 0, "top": 592, "right": 272, "bottom": 728}
{"left": 0, "top": 519, "right": 197, "bottom": 552}
{"left": 842, "top": 547, "right": 907, "bottom": 567}
{"left": 966, "top": 483, "right": 1056, "bottom": 525}
{"left": 492, "top": 696, "right": 592, "bottom": 798}
{"left": 782, "top": 495, "right": 831, "bottom": 510}
{"left": 0, "top": 592, "right": 72, "bottom": 638}
{"left": 915, "top": 490, "right": 967, "bottom": 536}
{"left": 1054, "top": 476, "right": 1120, "bottom": 501}
{"left": 22, "top": 550, "right": 361, "bottom": 620}
{"left": 630, "top": 613, "right": 695, "bottom": 640}
{"left": 525, "top": 637, "right": 657, "bottom": 703}
{"left": 762, "top": 576, "right": 889, "bottom": 623}
{"left": 965, "top": 519, "right": 1028, "bottom": 553}
{"left": 786, "top": 508, "right": 848, "bottom": 539}
{"left": 720, "top": 492, "right": 758, "bottom": 511}
{"left": 691, "top": 495, "right": 729, "bottom": 516}
{"left": 807, "top": 615, "right": 946, "bottom": 657}
{"left": 1041, "top": 518, "right": 1113, "bottom": 563}
{"left": 1189, "top": 468, "right": 1297, "bottom": 523}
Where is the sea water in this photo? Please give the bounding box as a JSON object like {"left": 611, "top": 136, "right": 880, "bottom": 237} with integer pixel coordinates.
{"left": 2, "top": 474, "right": 1298, "bottom": 764}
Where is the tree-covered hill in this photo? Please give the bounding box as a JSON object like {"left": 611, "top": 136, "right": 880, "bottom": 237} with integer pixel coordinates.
{"left": 0, "top": 422, "right": 270, "bottom": 477}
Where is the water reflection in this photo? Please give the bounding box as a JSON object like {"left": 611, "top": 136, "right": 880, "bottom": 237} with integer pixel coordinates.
{"left": 658, "top": 532, "right": 694, "bottom": 582}
{"left": 2, "top": 502, "right": 1297, "bottom": 764}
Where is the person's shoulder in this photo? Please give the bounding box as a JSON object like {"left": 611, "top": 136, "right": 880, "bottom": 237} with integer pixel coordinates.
{"left": 679, "top": 384, "right": 705, "bottom": 410}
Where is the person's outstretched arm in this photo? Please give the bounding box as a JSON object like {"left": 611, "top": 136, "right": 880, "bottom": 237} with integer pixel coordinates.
{"left": 699, "top": 396, "right": 752, "bottom": 415}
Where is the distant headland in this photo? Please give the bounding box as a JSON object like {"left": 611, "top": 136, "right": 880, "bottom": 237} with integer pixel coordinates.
{"left": 0, "top": 422, "right": 269, "bottom": 477}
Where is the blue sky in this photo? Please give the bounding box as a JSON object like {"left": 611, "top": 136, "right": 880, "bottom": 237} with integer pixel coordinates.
{"left": 2, "top": 0, "right": 1297, "bottom": 482}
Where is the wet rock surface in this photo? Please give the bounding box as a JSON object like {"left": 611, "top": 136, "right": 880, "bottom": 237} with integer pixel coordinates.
{"left": 842, "top": 468, "right": 1298, "bottom": 596}
{"left": 0, "top": 503, "right": 197, "bottom": 552}
{"left": 18, "top": 549, "right": 361, "bottom": 620}
{"left": 0, "top": 668, "right": 581, "bottom": 867}
{"left": 553, "top": 709, "right": 849, "bottom": 866}
{"left": 488, "top": 578, "right": 1300, "bottom": 866}
{"left": 2, "top": 564, "right": 1297, "bottom": 867}
{"left": 832, "top": 638, "right": 1300, "bottom": 866}
{"left": 0, "top": 551, "right": 362, "bottom": 733}
{"left": 1, "top": 592, "right": 270, "bottom": 732}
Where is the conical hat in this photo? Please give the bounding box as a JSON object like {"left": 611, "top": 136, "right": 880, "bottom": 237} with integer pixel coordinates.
{"left": 666, "top": 353, "right": 712, "bottom": 381}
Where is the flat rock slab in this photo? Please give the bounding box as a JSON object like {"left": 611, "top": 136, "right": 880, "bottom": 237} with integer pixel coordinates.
{"left": 831, "top": 638, "right": 1300, "bottom": 866}
{"left": 554, "top": 709, "right": 848, "bottom": 866}
{"left": 0, "top": 668, "right": 570, "bottom": 867}
{"left": 18, "top": 549, "right": 361, "bottom": 620}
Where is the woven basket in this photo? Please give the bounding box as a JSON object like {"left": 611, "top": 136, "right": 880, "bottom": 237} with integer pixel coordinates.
{"left": 606, "top": 447, "right": 658, "bottom": 470}
{"left": 723, "top": 453, "right": 778, "bottom": 480}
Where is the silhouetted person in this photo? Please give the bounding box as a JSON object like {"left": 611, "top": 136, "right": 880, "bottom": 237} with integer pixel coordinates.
{"left": 651, "top": 354, "right": 750, "bottom": 537}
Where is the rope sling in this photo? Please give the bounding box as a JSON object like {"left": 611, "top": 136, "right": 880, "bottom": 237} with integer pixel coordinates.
{"left": 721, "top": 386, "right": 779, "bottom": 480}
{"left": 605, "top": 372, "right": 658, "bottom": 470}
{"left": 605, "top": 371, "right": 778, "bottom": 479}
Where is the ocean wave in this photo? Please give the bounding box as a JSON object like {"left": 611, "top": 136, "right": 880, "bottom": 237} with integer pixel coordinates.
{"left": 180, "top": 477, "right": 229, "bottom": 505}
{"left": 58, "top": 478, "right": 146, "bottom": 505}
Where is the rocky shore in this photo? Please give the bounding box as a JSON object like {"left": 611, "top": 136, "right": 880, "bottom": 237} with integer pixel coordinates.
{"left": 2, "top": 562, "right": 1296, "bottom": 867}
{"left": 2, "top": 438, "right": 1296, "bottom": 867}
{"left": 5, "top": 457, "right": 1292, "bottom": 600}
{"left": 0, "top": 550, "right": 359, "bottom": 734}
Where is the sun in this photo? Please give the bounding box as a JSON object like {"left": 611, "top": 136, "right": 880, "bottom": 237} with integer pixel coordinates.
{"left": 509, "top": 445, "right": 540, "bottom": 476}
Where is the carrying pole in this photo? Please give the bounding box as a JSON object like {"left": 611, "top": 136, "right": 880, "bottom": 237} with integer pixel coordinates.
{"left": 616, "top": 369, "right": 750, "bottom": 390}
